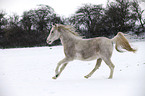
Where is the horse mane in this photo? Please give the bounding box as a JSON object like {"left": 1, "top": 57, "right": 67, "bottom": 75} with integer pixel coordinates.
{"left": 56, "top": 24, "right": 82, "bottom": 38}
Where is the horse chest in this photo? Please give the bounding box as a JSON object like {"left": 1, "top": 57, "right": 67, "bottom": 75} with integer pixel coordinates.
{"left": 64, "top": 44, "right": 76, "bottom": 58}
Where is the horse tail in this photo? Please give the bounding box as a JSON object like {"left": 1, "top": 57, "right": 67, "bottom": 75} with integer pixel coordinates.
{"left": 111, "top": 32, "right": 137, "bottom": 53}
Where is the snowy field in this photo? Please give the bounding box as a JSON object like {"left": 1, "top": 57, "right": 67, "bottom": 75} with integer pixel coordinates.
{"left": 0, "top": 41, "right": 145, "bottom": 96}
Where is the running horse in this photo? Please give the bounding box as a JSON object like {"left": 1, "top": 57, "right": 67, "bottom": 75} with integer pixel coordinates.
{"left": 46, "top": 24, "right": 136, "bottom": 79}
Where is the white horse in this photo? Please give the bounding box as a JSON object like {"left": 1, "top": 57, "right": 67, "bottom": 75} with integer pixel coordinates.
{"left": 46, "top": 24, "right": 136, "bottom": 79}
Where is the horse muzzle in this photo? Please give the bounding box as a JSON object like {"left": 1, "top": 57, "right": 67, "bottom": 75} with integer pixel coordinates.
{"left": 46, "top": 40, "right": 52, "bottom": 45}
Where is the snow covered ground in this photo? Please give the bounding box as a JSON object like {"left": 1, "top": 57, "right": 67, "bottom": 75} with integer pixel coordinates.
{"left": 0, "top": 41, "right": 145, "bottom": 96}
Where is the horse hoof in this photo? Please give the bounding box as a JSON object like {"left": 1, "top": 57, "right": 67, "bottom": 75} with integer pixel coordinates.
{"left": 84, "top": 75, "right": 89, "bottom": 79}
{"left": 52, "top": 76, "right": 57, "bottom": 79}
{"left": 108, "top": 77, "right": 113, "bottom": 79}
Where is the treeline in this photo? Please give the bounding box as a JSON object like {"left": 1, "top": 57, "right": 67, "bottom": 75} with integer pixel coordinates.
{"left": 0, "top": 0, "right": 145, "bottom": 48}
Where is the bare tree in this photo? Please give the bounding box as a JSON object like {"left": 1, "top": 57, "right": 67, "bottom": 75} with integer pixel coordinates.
{"left": 102, "top": 0, "right": 138, "bottom": 35}
{"left": 69, "top": 4, "right": 104, "bottom": 37}
{"left": 132, "top": 0, "right": 145, "bottom": 33}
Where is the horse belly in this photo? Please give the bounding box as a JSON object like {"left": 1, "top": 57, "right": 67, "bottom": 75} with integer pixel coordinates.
{"left": 74, "top": 38, "right": 101, "bottom": 61}
{"left": 75, "top": 52, "right": 100, "bottom": 61}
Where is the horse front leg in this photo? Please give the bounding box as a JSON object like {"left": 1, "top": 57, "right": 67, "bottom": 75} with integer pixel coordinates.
{"left": 52, "top": 63, "right": 68, "bottom": 79}
{"left": 84, "top": 58, "right": 102, "bottom": 79}
{"left": 52, "top": 58, "right": 70, "bottom": 79}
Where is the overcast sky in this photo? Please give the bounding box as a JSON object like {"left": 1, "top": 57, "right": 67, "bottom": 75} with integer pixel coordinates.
{"left": 0, "top": 0, "right": 145, "bottom": 17}
{"left": 0, "top": 0, "right": 110, "bottom": 17}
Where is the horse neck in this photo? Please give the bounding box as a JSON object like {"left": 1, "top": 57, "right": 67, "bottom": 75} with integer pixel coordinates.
{"left": 60, "top": 31, "right": 79, "bottom": 46}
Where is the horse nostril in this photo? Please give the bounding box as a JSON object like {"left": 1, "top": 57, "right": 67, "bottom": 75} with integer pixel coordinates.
{"left": 46, "top": 40, "right": 50, "bottom": 43}
{"left": 47, "top": 40, "right": 52, "bottom": 44}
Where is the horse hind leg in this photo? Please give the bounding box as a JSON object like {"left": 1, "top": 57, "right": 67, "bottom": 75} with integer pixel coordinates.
{"left": 84, "top": 58, "right": 102, "bottom": 79}
{"left": 103, "top": 58, "right": 115, "bottom": 79}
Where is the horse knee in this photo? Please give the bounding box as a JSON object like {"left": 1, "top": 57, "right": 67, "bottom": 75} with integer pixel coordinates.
{"left": 111, "top": 64, "right": 115, "bottom": 69}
